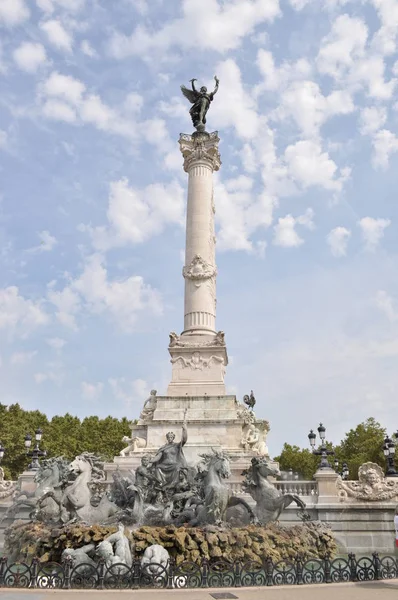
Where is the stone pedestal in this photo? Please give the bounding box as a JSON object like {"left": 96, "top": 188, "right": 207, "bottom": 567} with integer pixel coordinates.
{"left": 313, "top": 469, "right": 339, "bottom": 503}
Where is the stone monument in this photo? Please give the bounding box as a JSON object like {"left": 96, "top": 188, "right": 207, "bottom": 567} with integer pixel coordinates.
{"left": 109, "top": 77, "right": 270, "bottom": 486}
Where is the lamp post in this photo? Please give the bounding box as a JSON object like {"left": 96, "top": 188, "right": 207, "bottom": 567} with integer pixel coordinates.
{"left": 383, "top": 433, "right": 398, "bottom": 477}
{"left": 334, "top": 458, "right": 349, "bottom": 480}
{"left": 308, "top": 423, "right": 335, "bottom": 470}
{"left": 0, "top": 441, "right": 5, "bottom": 465}
{"left": 24, "top": 428, "right": 46, "bottom": 471}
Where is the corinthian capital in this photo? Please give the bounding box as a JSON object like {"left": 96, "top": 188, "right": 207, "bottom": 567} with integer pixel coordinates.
{"left": 179, "top": 131, "right": 221, "bottom": 173}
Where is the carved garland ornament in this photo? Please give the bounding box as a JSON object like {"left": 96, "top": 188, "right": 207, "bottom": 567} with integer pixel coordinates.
{"left": 337, "top": 462, "right": 398, "bottom": 502}
{"left": 171, "top": 351, "right": 224, "bottom": 371}
{"left": 169, "top": 330, "right": 226, "bottom": 348}
{"left": 183, "top": 254, "right": 217, "bottom": 281}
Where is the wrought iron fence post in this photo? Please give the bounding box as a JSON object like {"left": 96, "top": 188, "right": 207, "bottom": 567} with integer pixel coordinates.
{"left": 167, "top": 558, "right": 175, "bottom": 589}
{"left": 202, "top": 559, "right": 209, "bottom": 588}
{"left": 348, "top": 553, "right": 357, "bottom": 582}
{"left": 233, "top": 561, "right": 241, "bottom": 587}
{"left": 265, "top": 557, "right": 273, "bottom": 586}
{"left": 62, "top": 556, "right": 72, "bottom": 589}
{"left": 295, "top": 557, "right": 303, "bottom": 585}
{"left": 372, "top": 552, "right": 381, "bottom": 580}
{"left": 30, "top": 557, "right": 39, "bottom": 588}
{"left": 0, "top": 557, "right": 7, "bottom": 587}
{"left": 97, "top": 558, "right": 105, "bottom": 589}
{"left": 324, "top": 556, "right": 332, "bottom": 584}
{"left": 132, "top": 558, "right": 140, "bottom": 589}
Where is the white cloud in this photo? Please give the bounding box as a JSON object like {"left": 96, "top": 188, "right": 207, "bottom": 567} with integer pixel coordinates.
{"left": 372, "top": 129, "right": 398, "bottom": 169}
{"left": 40, "top": 19, "right": 73, "bottom": 52}
{"left": 42, "top": 72, "right": 85, "bottom": 104}
{"left": 108, "top": 0, "right": 281, "bottom": 58}
{"left": 81, "top": 39, "right": 96, "bottom": 57}
{"left": 358, "top": 216, "right": 391, "bottom": 250}
{"left": 359, "top": 106, "right": 387, "bottom": 135}
{"left": 47, "top": 285, "right": 81, "bottom": 330}
{"left": 125, "top": 92, "right": 144, "bottom": 114}
{"left": 0, "top": 286, "right": 49, "bottom": 337}
{"left": 28, "top": 230, "right": 57, "bottom": 253}
{"left": 39, "top": 71, "right": 138, "bottom": 140}
{"left": 316, "top": 13, "right": 396, "bottom": 99}
{"left": 273, "top": 209, "right": 314, "bottom": 248}
{"left": 276, "top": 80, "right": 354, "bottom": 137}
{"left": 42, "top": 100, "right": 77, "bottom": 122}
{"left": 46, "top": 337, "right": 66, "bottom": 350}
{"left": 48, "top": 254, "right": 163, "bottom": 331}
{"left": 215, "top": 176, "right": 276, "bottom": 252}
{"left": 327, "top": 226, "right": 351, "bottom": 257}
{"left": 284, "top": 139, "right": 350, "bottom": 192}
{"left": 273, "top": 215, "right": 304, "bottom": 247}
{"left": 317, "top": 14, "right": 368, "bottom": 79}
{"left": 36, "top": 0, "right": 85, "bottom": 13}
{"left": 82, "top": 178, "right": 184, "bottom": 250}
{"left": 10, "top": 351, "right": 37, "bottom": 365}
{"left": 375, "top": 290, "right": 398, "bottom": 321}
{"left": 210, "top": 59, "right": 260, "bottom": 139}
{"left": 81, "top": 381, "right": 103, "bottom": 400}
{"left": 34, "top": 370, "right": 62, "bottom": 384}
{"left": 13, "top": 42, "right": 47, "bottom": 72}
{"left": 0, "top": 0, "right": 29, "bottom": 27}
{"left": 256, "top": 49, "right": 312, "bottom": 93}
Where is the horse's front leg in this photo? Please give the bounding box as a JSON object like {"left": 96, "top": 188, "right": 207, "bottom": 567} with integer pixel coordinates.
{"left": 227, "top": 496, "right": 259, "bottom": 525}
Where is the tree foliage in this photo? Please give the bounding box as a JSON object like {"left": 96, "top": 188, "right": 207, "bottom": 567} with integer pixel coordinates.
{"left": 274, "top": 444, "right": 319, "bottom": 480}
{"left": 274, "top": 418, "right": 387, "bottom": 480}
{"left": 0, "top": 404, "right": 130, "bottom": 479}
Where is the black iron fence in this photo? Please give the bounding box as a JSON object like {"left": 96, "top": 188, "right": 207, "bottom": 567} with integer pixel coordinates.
{"left": 0, "top": 553, "right": 397, "bottom": 589}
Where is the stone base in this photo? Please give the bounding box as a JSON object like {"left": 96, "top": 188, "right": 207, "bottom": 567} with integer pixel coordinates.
{"left": 107, "top": 394, "right": 272, "bottom": 493}
{"left": 167, "top": 341, "right": 228, "bottom": 396}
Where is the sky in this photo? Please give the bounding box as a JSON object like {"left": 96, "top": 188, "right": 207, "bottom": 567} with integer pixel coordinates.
{"left": 1, "top": 0, "right": 398, "bottom": 458}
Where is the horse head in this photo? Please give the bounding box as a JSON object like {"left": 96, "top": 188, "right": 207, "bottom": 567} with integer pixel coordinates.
{"left": 69, "top": 455, "right": 92, "bottom": 476}
{"left": 206, "top": 450, "right": 231, "bottom": 480}
{"left": 251, "top": 457, "right": 280, "bottom": 479}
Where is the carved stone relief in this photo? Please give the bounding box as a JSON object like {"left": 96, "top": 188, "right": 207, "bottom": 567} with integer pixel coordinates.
{"left": 171, "top": 351, "right": 224, "bottom": 371}
{"left": 169, "top": 331, "right": 226, "bottom": 348}
{"left": 183, "top": 255, "right": 217, "bottom": 281}
{"left": 337, "top": 462, "right": 398, "bottom": 502}
{"left": 0, "top": 466, "right": 16, "bottom": 499}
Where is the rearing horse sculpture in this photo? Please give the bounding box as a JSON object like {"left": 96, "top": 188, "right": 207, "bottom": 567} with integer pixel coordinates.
{"left": 1, "top": 457, "right": 69, "bottom": 523}
{"left": 243, "top": 457, "right": 306, "bottom": 524}
{"left": 41, "top": 453, "right": 120, "bottom": 524}
{"left": 190, "top": 450, "right": 257, "bottom": 525}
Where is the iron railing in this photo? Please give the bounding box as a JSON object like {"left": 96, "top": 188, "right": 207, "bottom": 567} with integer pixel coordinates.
{"left": 0, "top": 553, "right": 397, "bottom": 589}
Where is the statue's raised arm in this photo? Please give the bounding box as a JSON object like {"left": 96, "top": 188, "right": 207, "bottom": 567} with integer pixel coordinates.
{"left": 212, "top": 75, "right": 219, "bottom": 96}
{"left": 181, "top": 75, "right": 220, "bottom": 133}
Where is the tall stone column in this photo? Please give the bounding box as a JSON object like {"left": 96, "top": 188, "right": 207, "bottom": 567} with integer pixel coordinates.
{"left": 167, "top": 131, "right": 228, "bottom": 397}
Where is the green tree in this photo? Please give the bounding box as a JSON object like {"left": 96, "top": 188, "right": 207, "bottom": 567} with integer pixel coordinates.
{"left": 334, "top": 417, "right": 386, "bottom": 479}
{"left": 0, "top": 404, "right": 131, "bottom": 479}
{"left": 274, "top": 444, "right": 319, "bottom": 480}
{"left": 274, "top": 418, "right": 387, "bottom": 481}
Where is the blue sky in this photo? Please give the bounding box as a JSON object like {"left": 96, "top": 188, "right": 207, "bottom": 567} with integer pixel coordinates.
{"left": 1, "top": 0, "right": 398, "bottom": 457}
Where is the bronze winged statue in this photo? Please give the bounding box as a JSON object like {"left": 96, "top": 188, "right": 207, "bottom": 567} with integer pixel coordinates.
{"left": 181, "top": 76, "right": 219, "bottom": 132}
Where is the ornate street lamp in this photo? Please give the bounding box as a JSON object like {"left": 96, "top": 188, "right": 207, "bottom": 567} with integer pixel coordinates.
{"left": 334, "top": 458, "right": 349, "bottom": 480}
{"left": 24, "top": 428, "right": 46, "bottom": 471}
{"left": 383, "top": 434, "right": 398, "bottom": 477}
{"left": 0, "top": 441, "right": 5, "bottom": 464}
{"left": 308, "top": 423, "right": 335, "bottom": 470}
